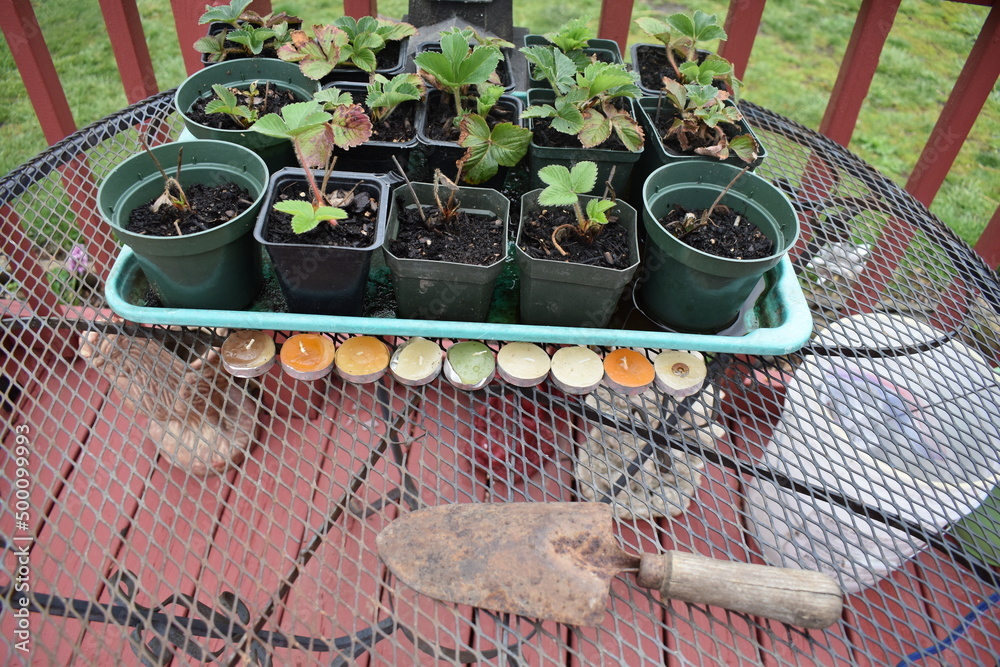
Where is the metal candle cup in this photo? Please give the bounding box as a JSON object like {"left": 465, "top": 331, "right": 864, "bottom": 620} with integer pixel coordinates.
{"left": 603, "top": 349, "right": 655, "bottom": 395}
{"left": 496, "top": 342, "right": 550, "bottom": 387}
{"left": 279, "top": 333, "right": 336, "bottom": 381}
{"left": 336, "top": 336, "right": 391, "bottom": 383}
{"left": 221, "top": 330, "right": 276, "bottom": 378}
{"left": 549, "top": 346, "right": 604, "bottom": 395}
{"left": 389, "top": 337, "right": 443, "bottom": 386}
{"left": 444, "top": 341, "right": 495, "bottom": 391}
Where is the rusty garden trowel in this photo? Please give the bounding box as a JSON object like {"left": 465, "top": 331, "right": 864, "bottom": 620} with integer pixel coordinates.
{"left": 376, "top": 502, "right": 843, "bottom": 629}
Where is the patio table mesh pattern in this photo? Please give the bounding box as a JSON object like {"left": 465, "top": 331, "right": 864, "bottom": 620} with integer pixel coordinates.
{"left": 2, "top": 90, "right": 1000, "bottom": 666}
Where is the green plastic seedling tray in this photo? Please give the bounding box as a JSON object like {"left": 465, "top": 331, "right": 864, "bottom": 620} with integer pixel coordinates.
{"left": 107, "top": 246, "right": 813, "bottom": 354}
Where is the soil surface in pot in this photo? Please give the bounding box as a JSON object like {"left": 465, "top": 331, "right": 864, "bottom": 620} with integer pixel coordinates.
{"left": 126, "top": 182, "right": 253, "bottom": 236}
{"left": 519, "top": 208, "right": 632, "bottom": 269}
{"left": 389, "top": 203, "right": 505, "bottom": 266}
{"left": 265, "top": 181, "right": 380, "bottom": 248}
{"left": 423, "top": 93, "right": 517, "bottom": 143}
{"left": 187, "top": 84, "right": 301, "bottom": 130}
{"left": 658, "top": 204, "right": 774, "bottom": 260}
{"left": 635, "top": 45, "right": 705, "bottom": 91}
{"left": 646, "top": 104, "right": 748, "bottom": 155}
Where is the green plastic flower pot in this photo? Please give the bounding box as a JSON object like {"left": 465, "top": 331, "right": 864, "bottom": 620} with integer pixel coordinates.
{"left": 384, "top": 183, "right": 510, "bottom": 322}
{"left": 634, "top": 96, "right": 766, "bottom": 186}
{"left": 175, "top": 58, "right": 318, "bottom": 171}
{"left": 515, "top": 189, "right": 639, "bottom": 328}
{"left": 639, "top": 161, "right": 799, "bottom": 333}
{"left": 97, "top": 140, "right": 269, "bottom": 310}
{"left": 525, "top": 89, "right": 641, "bottom": 195}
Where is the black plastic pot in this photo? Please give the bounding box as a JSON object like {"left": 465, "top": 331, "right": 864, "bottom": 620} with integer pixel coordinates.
{"left": 321, "top": 82, "right": 420, "bottom": 174}
{"left": 254, "top": 168, "right": 390, "bottom": 316}
{"left": 633, "top": 95, "right": 766, "bottom": 185}
{"left": 318, "top": 37, "right": 410, "bottom": 85}
{"left": 384, "top": 183, "right": 510, "bottom": 322}
{"left": 97, "top": 141, "right": 269, "bottom": 310}
{"left": 516, "top": 189, "right": 639, "bottom": 328}
{"left": 415, "top": 91, "right": 524, "bottom": 189}
{"left": 175, "top": 59, "right": 318, "bottom": 171}
{"left": 524, "top": 88, "right": 641, "bottom": 195}
{"left": 639, "top": 161, "right": 799, "bottom": 333}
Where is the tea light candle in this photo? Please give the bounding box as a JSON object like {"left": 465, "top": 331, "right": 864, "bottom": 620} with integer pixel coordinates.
{"left": 496, "top": 342, "right": 550, "bottom": 387}
{"left": 603, "top": 348, "right": 655, "bottom": 395}
{"left": 550, "top": 346, "right": 603, "bottom": 395}
{"left": 336, "top": 335, "right": 391, "bottom": 383}
{"left": 654, "top": 350, "right": 707, "bottom": 397}
{"left": 389, "top": 337, "right": 443, "bottom": 386}
{"left": 221, "top": 330, "right": 275, "bottom": 378}
{"left": 444, "top": 341, "right": 495, "bottom": 390}
{"left": 280, "top": 333, "right": 336, "bottom": 381}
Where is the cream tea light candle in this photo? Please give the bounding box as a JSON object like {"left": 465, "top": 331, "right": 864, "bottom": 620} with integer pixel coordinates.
{"left": 550, "top": 346, "right": 603, "bottom": 395}
{"left": 280, "top": 333, "right": 336, "bottom": 381}
{"left": 654, "top": 350, "right": 707, "bottom": 397}
{"left": 221, "top": 330, "right": 276, "bottom": 378}
{"left": 603, "top": 348, "right": 655, "bottom": 395}
{"left": 389, "top": 337, "right": 443, "bottom": 386}
{"left": 444, "top": 341, "right": 495, "bottom": 390}
{"left": 336, "top": 336, "right": 391, "bottom": 383}
{"left": 496, "top": 342, "right": 550, "bottom": 387}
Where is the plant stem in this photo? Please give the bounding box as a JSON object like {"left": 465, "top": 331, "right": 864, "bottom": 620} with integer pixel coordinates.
{"left": 392, "top": 155, "right": 427, "bottom": 224}
{"left": 292, "top": 138, "right": 326, "bottom": 207}
{"left": 699, "top": 165, "right": 750, "bottom": 226}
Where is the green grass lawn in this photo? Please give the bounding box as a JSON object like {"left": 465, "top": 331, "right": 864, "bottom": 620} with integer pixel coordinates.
{"left": 1, "top": 0, "right": 996, "bottom": 245}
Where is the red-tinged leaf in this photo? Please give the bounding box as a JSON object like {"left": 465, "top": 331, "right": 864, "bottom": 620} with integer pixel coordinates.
{"left": 327, "top": 103, "right": 373, "bottom": 149}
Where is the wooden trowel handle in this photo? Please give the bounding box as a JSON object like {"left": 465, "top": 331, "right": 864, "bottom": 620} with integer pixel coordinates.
{"left": 637, "top": 551, "right": 843, "bottom": 629}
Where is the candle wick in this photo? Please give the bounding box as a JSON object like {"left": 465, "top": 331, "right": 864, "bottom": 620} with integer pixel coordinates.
{"left": 473, "top": 351, "right": 487, "bottom": 356}
{"left": 299, "top": 341, "right": 307, "bottom": 355}
{"left": 418, "top": 355, "right": 424, "bottom": 365}
{"left": 621, "top": 358, "right": 629, "bottom": 371}
{"left": 245, "top": 338, "right": 255, "bottom": 350}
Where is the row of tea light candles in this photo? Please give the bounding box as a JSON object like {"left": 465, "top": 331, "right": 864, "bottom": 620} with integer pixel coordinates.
{"left": 220, "top": 330, "right": 706, "bottom": 397}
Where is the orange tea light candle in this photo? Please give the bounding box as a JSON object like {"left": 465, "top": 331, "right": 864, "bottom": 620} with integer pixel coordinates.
{"left": 280, "top": 333, "right": 336, "bottom": 381}
{"left": 496, "top": 342, "right": 550, "bottom": 387}
{"left": 444, "top": 341, "right": 495, "bottom": 390}
{"left": 221, "top": 330, "right": 275, "bottom": 378}
{"left": 603, "top": 348, "right": 655, "bottom": 395}
{"left": 550, "top": 346, "right": 603, "bottom": 395}
{"left": 336, "top": 336, "right": 391, "bottom": 383}
{"left": 389, "top": 337, "right": 443, "bottom": 386}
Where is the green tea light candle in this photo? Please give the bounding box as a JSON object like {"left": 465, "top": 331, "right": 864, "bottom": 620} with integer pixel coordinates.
{"left": 550, "top": 346, "right": 603, "bottom": 395}
{"left": 280, "top": 333, "right": 336, "bottom": 381}
{"left": 221, "top": 330, "right": 276, "bottom": 378}
{"left": 444, "top": 341, "right": 495, "bottom": 390}
{"left": 336, "top": 336, "right": 391, "bottom": 383}
{"left": 496, "top": 342, "right": 550, "bottom": 387}
{"left": 389, "top": 337, "right": 443, "bottom": 386}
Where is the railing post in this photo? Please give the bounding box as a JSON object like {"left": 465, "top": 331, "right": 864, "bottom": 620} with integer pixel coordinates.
{"left": 906, "top": 3, "right": 1000, "bottom": 209}
{"left": 98, "top": 0, "right": 159, "bottom": 103}
{"left": 0, "top": 0, "right": 76, "bottom": 144}
{"left": 973, "top": 205, "right": 1000, "bottom": 271}
{"left": 718, "top": 0, "right": 767, "bottom": 80}
{"left": 818, "top": 0, "right": 901, "bottom": 147}
{"left": 597, "top": 0, "right": 634, "bottom": 54}
{"left": 345, "top": 0, "right": 378, "bottom": 19}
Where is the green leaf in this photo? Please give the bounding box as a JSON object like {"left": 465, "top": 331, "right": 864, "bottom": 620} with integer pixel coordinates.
{"left": 576, "top": 62, "right": 640, "bottom": 100}
{"left": 634, "top": 17, "right": 672, "bottom": 46}
{"left": 227, "top": 27, "right": 275, "bottom": 55}
{"left": 278, "top": 26, "right": 348, "bottom": 80}
{"left": 520, "top": 46, "right": 576, "bottom": 94}
{"left": 585, "top": 199, "right": 616, "bottom": 225}
{"left": 604, "top": 103, "right": 644, "bottom": 152}
{"left": 543, "top": 18, "right": 595, "bottom": 53}
{"left": 578, "top": 109, "right": 611, "bottom": 148}
{"left": 193, "top": 33, "right": 226, "bottom": 60}
{"left": 251, "top": 101, "right": 331, "bottom": 139}
{"left": 327, "top": 104, "right": 373, "bottom": 149}
{"left": 537, "top": 161, "right": 597, "bottom": 206}
{"left": 729, "top": 134, "right": 759, "bottom": 163}
{"left": 457, "top": 117, "right": 531, "bottom": 184}
{"left": 475, "top": 85, "right": 504, "bottom": 116}
{"left": 275, "top": 200, "right": 347, "bottom": 234}
{"left": 415, "top": 31, "right": 501, "bottom": 94}
{"left": 206, "top": 84, "right": 237, "bottom": 112}
{"left": 313, "top": 87, "right": 354, "bottom": 108}
{"left": 199, "top": 0, "right": 252, "bottom": 25}
{"left": 365, "top": 74, "right": 424, "bottom": 121}
{"left": 666, "top": 10, "right": 726, "bottom": 43}
{"left": 376, "top": 19, "right": 417, "bottom": 43}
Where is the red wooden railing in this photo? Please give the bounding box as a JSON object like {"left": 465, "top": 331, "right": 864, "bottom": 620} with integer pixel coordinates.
{"left": 2, "top": 0, "right": 999, "bottom": 266}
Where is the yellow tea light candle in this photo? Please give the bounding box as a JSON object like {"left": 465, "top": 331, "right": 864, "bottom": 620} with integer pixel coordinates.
{"left": 389, "top": 337, "right": 443, "bottom": 386}
{"left": 280, "top": 333, "right": 336, "bottom": 381}
{"left": 654, "top": 350, "right": 707, "bottom": 398}
{"left": 603, "top": 348, "right": 655, "bottom": 395}
{"left": 550, "top": 346, "right": 603, "bottom": 395}
{"left": 221, "top": 330, "right": 275, "bottom": 378}
{"left": 444, "top": 341, "right": 495, "bottom": 390}
{"left": 336, "top": 336, "right": 391, "bottom": 383}
{"left": 496, "top": 342, "right": 550, "bottom": 387}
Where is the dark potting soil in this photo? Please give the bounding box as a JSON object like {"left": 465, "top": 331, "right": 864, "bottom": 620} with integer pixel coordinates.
{"left": 423, "top": 92, "right": 517, "bottom": 143}
{"left": 519, "top": 207, "right": 632, "bottom": 269}
{"left": 635, "top": 44, "right": 684, "bottom": 91}
{"left": 187, "top": 84, "right": 301, "bottom": 130}
{"left": 265, "top": 181, "right": 380, "bottom": 248}
{"left": 126, "top": 182, "right": 253, "bottom": 237}
{"left": 389, "top": 202, "right": 505, "bottom": 266}
{"left": 659, "top": 204, "right": 774, "bottom": 260}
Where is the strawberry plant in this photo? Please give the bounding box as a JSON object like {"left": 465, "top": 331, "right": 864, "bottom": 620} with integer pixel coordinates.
{"left": 193, "top": 0, "right": 298, "bottom": 63}
{"left": 536, "top": 161, "right": 616, "bottom": 254}
{"left": 656, "top": 79, "right": 759, "bottom": 163}
{"left": 365, "top": 73, "right": 425, "bottom": 123}
{"left": 278, "top": 17, "right": 415, "bottom": 80}
{"left": 203, "top": 83, "right": 265, "bottom": 129}
{"left": 413, "top": 27, "right": 504, "bottom": 117}
{"left": 635, "top": 11, "right": 740, "bottom": 97}
{"left": 540, "top": 17, "right": 597, "bottom": 70}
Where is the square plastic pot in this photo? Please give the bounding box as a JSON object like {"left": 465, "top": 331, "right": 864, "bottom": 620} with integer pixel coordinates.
{"left": 319, "top": 37, "right": 410, "bottom": 85}
{"left": 254, "top": 168, "right": 390, "bottom": 316}
{"left": 97, "top": 140, "right": 269, "bottom": 310}
{"left": 516, "top": 189, "right": 640, "bottom": 328}
{"left": 384, "top": 183, "right": 510, "bottom": 322}
{"left": 322, "top": 81, "right": 420, "bottom": 174}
